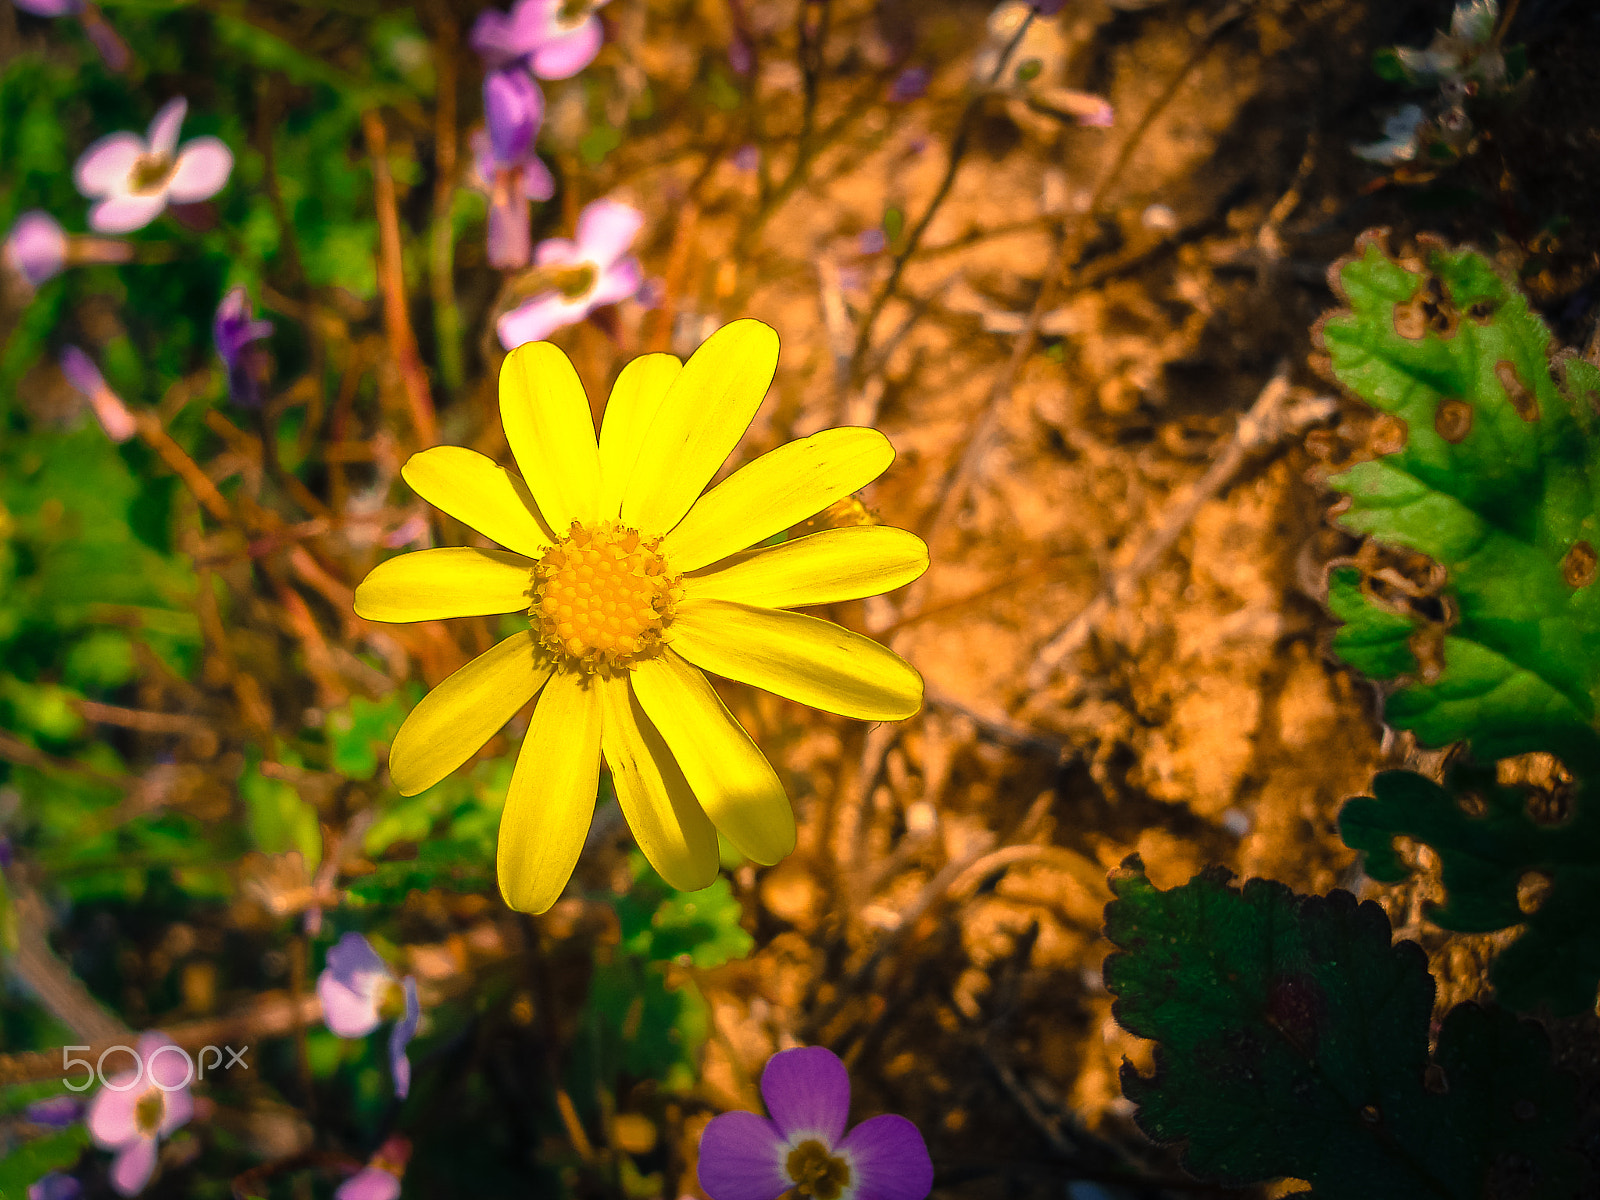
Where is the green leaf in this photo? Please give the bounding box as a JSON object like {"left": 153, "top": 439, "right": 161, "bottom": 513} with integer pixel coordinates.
{"left": 584, "top": 957, "right": 709, "bottom": 1093}
{"left": 241, "top": 756, "right": 322, "bottom": 873}
{"left": 1343, "top": 763, "right": 1600, "bottom": 1014}
{"left": 612, "top": 857, "right": 752, "bottom": 970}
{"left": 1320, "top": 234, "right": 1600, "bottom": 763}
{"left": 1326, "top": 565, "right": 1421, "bottom": 679}
{"left": 0, "top": 1126, "right": 90, "bottom": 1196}
{"left": 344, "top": 839, "right": 494, "bottom": 906}
{"left": 326, "top": 691, "right": 411, "bottom": 780}
{"left": 1104, "top": 857, "right": 1585, "bottom": 1197}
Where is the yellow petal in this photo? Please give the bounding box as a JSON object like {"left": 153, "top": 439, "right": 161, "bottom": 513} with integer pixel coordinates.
{"left": 662, "top": 427, "right": 894, "bottom": 572}
{"left": 629, "top": 651, "right": 795, "bottom": 865}
{"left": 684, "top": 526, "right": 928, "bottom": 609}
{"left": 499, "top": 341, "right": 601, "bottom": 532}
{"left": 670, "top": 599, "right": 923, "bottom": 721}
{"left": 597, "top": 353, "right": 683, "bottom": 518}
{"left": 353, "top": 548, "right": 534, "bottom": 622}
{"left": 497, "top": 670, "right": 603, "bottom": 914}
{"left": 389, "top": 630, "right": 552, "bottom": 796}
{"left": 599, "top": 674, "right": 719, "bottom": 892}
{"left": 402, "top": 445, "right": 554, "bottom": 558}
{"left": 620, "top": 319, "right": 779, "bottom": 536}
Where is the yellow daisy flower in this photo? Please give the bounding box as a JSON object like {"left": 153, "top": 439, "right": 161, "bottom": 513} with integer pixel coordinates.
{"left": 353, "top": 319, "right": 928, "bottom": 913}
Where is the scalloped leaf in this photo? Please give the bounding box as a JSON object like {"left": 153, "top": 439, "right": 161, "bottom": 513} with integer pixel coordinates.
{"left": 1342, "top": 764, "right": 1600, "bottom": 1015}
{"left": 1319, "top": 234, "right": 1600, "bottom": 764}
{"left": 1104, "top": 858, "right": 1584, "bottom": 1196}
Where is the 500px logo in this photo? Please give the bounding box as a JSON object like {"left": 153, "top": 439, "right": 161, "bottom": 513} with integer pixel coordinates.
{"left": 61, "top": 1043, "right": 249, "bottom": 1092}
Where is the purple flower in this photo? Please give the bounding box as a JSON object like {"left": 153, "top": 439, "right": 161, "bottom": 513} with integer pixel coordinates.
{"left": 732, "top": 143, "right": 760, "bottom": 173}
{"left": 335, "top": 1136, "right": 411, "bottom": 1200}
{"left": 86, "top": 1032, "right": 194, "bottom": 1197}
{"left": 4, "top": 212, "right": 66, "bottom": 285}
{"left": 1031, "top": 0, "right": 1067, "bottom": 15}
{"left": 317, "top": 933, "right": 421, "bottom": 1100}
{"left": 858, "top": 228, "right": 887, "bottom": 255}
{"left": 888, "top": 66, "right": 929, "bottom": 103}
{"left": 213, "top": 287, "right": 274, "bottom": 408}
{"left": 476, "top": 67, "right": 555, "bottom": 270}
{"left": 12, "top": 0, "right": 82, "bottom": 15}
{"left": 26, "top": 1095, "right": 83, "bottom": 1129}
{"left": 60, "top": 345, "right": 136, "bottom": 443}
{"left": 27, "top": 1175, "right": 81, "bottom": 1200}
{"left": 698, "top": 1046, "right": 934, "bottom": 1200}
{"left": 471, "top": 0, "right": 609, "bottom": 79}
{"left": 496, "top": 198, "right": 642, "bottom": 349}
{"left": 73, "top": 98, "right": 233, "bottom": 234}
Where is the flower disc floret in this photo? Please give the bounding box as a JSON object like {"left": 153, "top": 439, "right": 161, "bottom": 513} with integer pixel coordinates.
{"left": 786, "top": 1139, "right": 851, "bottom": 1199}
{"left": 533, "top": 520, "right": 681, "bottom": 670}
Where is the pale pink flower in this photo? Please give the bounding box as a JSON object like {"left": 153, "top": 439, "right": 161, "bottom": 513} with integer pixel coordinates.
{"left": 60, "top": 345, "right": 136, "bottom": 443}
{"left": 86, "top": 1032, "right": 194, "bottom": 1196}
{"left": 471, "top": 0, "right": 610, "bottom": 80}
{"left": 496, "top": 198, "right": 642, "bottom": 349}
{"left": 73, "top": 98, "right": 233, "bottom": 234}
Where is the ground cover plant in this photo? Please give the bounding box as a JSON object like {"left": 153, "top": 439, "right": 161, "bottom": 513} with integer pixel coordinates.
{"left": 2, "top": 0, "right": 1600, "bottom": 1196}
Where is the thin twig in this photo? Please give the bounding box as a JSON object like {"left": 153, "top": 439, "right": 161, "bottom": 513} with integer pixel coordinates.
{"left": 1024, "top": 360, "right": 1292, "bottom": 688}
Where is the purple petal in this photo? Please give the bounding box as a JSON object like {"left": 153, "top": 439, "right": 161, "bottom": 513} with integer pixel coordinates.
{"left": 588, "top": 256, "right": 641, "bottom": 307}
{"left": 59, "top": 345, "right": 106, "bottom": 397}
{"left": 858, "top": 228, "right": 887, "bottom": 255}
{"left": 888, "top": 67, "right": 929, "bottom": 103}
{"left": 87, "top": 1076, "right": 141, "bottom": 1151}
{"left": 388, "top": 976, "right": 421, "bottom": 1099}
{"left": 25, "top": 1095, "right": 83, "bottom": 1129}
{"left": 521, "top": 156, "right": 555, "bottom": 202}
{"left": 697, "top": 1111, "right": 790, "bottom": 1200}
{"left": 838, "top": 1115, "right": 933, "bottom": 1200}
{"left": 574, "top": 198, "right": 642, "bottom": 266}
{"left": 335, "top": 1168, "right": 402, "bottom": 1200}
{"left": 167, "top": 138, "right": 233, "bottom": 203}
{"left": 533, "top": 235, "right": 578, "bottom": 268}
{"left": 12, "top": 0, "right": 82, "bottom": 13}
{"left": 528, "top": 18, "right": 602, "bottom": 79}
{"left": 109, "top": 1137, "right": 157, "bottom": 1197}
{"left": 62, "top": 346, "right": 135, "bottom": 441}
{"left": 484, "top": 68, "right": 543, "bottom": 164}
{"left": 317, "top": 933, "right": 392, "bottom": 1038}
{"left": 5, "top": 211, "right": 66, "bottom": 286}
{"left": 213, "top": 287, "right": 273, "bottom": 362}
{"left": 73, "top": 133, "right": 145, "bottom": 198}
{"left": 469, "top": 3, "right": 536, "bottom": 71}
{"left": 760, "top": 1047, "right": 851, "bottom": 1145}
{"left": 732, "top": 144, "right": 759, "bottom": 173}
{"left": 487, "top": 181, "right": 533, "bottom": 270}
{"left": 145, "top": 98, "right": 187, "bottom": 159}
{"left": 495, "top": 291, "right": 584, "bottom": 349}
{"left": 139, "top": 1032, "right": 192, "bottom": 1095}
{"left": 82, "top": 11, "right": 131, "bottom": 71}
{"left": 27, "top": 1173, "right": 82, "bottom": 1200}
{"left": 88, "top": 194, "right": 167, "bottom": 235}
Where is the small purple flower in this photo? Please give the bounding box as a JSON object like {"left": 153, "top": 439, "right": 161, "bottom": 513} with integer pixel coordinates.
{"left": 698, "top": 1046, "right": 934, "bottom": 1200}
{"left": 476, "top": 67, "right": 555, "bottom": 270}
{"left": 60, "top": 346, "right": 136, "bottom": 443}
{"left": 732, "top": 143, "right": 760, "bottom": 174}
{"left": 888, "top": 66, "right": 929, "bottom": 103}
{"left": 74, "top": 98, "right": 233, "bottom": 234}
{"left": 471, "top": 0, "right": 610, "bottom": 80}
{"left": 858, "top": 228, "right": 887, "bottom": 255}
{"left": 496, "top": 198, "right": 642, "bottom": 349}
{"left": 25, "top": 1094, "right": 83, "bottom": 1129}
{"left": 213, "top": 287, "right": 274, "bottom": 408}
{"left": 12, "top": 0, "right": 82, "bottom": 15}
{"left": 317, "top": 933, "right": 422, "bottom": 1100}
{"left": 4, "top": 212, "right": 66, "bottom": 285}
{"left": 1031, "top": 0, "right": 1067, "bottom": 15}
{"left": 86, "top": 1032, "right": 194, "bottom": 1197}
{"left": 27, "top": 1174, "right": 81, "bottom": 1200}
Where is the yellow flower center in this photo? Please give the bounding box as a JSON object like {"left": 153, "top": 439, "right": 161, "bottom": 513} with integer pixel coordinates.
{"left": 531, "top": 520, "right": 680, "bottom": 672}
{"left": 376, "top": 979, "right": 407, "bottom": 1023}
{"left": 786, "top": 1139, "right": 851, "bottom": 1200}
{"left": 129, "top": 153, "right": 176, "bottom": 194}
{"left": 134, "top": 1089, "right": 165, "bottom": 1136}
{"left": 552, "top": 262, "right": 598, "bottom": 299}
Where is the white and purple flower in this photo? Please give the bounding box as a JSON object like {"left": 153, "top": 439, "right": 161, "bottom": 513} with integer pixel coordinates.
{"left": 86, "top": 1032, "right": 194, "bottom": 1197}
{"left": 213, "top": 287, "right": 274, "bottom": 408}
{"left": 474, "top": 67, "right": 555, "bottom": 270}
{"left": 60, "top": 345, "right": 136, "bottom": 443}
{"left": 316, "top": 933, "right": 421, "bottom": 1100}
{"left": 698, "top": 1046, "right": 934, "bottom": 1200}
{"left": 470, "top": 0, "right": 610, "bottom": 80}
{"left": 495, "top": 197, "right": 642, "bottom": 349}
{"left": 3, "top": 211, "right": 133, "bottom": 290}
{"left": 73, "top": 98, "right": 233, "bottom": 234}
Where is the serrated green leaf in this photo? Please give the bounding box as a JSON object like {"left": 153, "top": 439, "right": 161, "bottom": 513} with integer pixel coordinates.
{"left": 1326, "top": 565, "right": 1420, "bottom": 678}
{"left": 1342, "top": 764, "right": 1600, "bottom": 1014}
{"left": 1321, "top": 235, "right": 1600, "bottom": 762}
{"left": 585, "top": 957, "right": 708, "bottom": 1093}
{"left": 612, "top": 859, "right": 752, "bottom": 970}
{"left": 0, "top": 1126, "right": 90, "bottom": 1196}
{"left": 1104, "top": 858, "right": 1584, "bottom": 1196}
